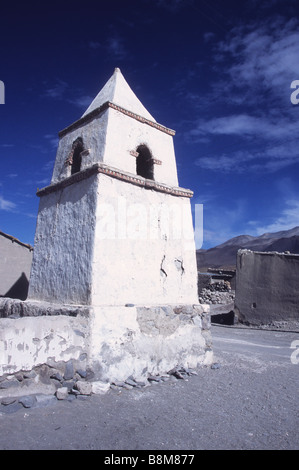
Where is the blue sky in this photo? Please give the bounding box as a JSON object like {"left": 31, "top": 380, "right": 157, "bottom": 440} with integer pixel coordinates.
{"left": 1, "top": 0, "right": 299, "bottom": 249}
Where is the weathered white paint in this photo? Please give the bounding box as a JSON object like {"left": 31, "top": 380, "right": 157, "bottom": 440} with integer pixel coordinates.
{"left": 88, "top": 305, "right": 212, "bottom": 382}
{"left": 28, "top": 175, "right": 98, "bottom": 304}
{"left": 0, "top": 314, "right": 87, "bottom": 376}
{"left": 52, "top": 104, "right": 178, "bottom": 187}
{"left": 103, "top": 107, "right": 179, "bottom": 187}
{"left": 29, "top": 170, "right": 198, "bottom": 307}
{"left": 51, "top": 112, "right": 109, "bottom": 183}
{"left": 92, "top": 173, "right": 198, "bottom": 306}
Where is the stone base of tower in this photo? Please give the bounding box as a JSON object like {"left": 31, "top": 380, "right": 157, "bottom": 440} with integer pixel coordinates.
{"left": 0, "top": 298, "right": 213, "bottom": 395}
{"left": 88, "top": 304, "right": 213, "bottom": 382}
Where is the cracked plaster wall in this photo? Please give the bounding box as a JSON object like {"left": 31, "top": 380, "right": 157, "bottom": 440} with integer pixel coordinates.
{"left": 0, "top": 314, "right": 88, "bottom": 377}
{"left": 91, "top": 173, "right": 198, "bottom": 306}
{"left": 88, "top": 304, "right": 212, "bottom": 382}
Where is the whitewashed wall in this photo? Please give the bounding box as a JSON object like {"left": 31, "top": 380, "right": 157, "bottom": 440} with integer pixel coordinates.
{"left": 92, "top": 173, "right": 198, "bottom": 306}
{"left": 28, "top": 175, "right": 98, "bottom": 305}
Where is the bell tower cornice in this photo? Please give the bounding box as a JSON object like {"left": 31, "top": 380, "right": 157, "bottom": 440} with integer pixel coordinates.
{"left": 58, "top": 100, "right": 176, "bottom": 138}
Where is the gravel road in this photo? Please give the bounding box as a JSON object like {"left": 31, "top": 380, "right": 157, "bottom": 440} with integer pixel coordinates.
{"left": 0, "top": 324, "right": 298, "bottom": 451}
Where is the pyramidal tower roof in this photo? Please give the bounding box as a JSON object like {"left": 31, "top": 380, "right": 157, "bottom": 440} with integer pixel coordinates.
{"left": 81, "top": 68, "right": 156, "bottom": 122}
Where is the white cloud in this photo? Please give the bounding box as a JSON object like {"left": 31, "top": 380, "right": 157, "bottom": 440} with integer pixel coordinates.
{"left": 189, "top": 16, "right": 299, "bottom": 175}
{"left": 106, "top": 33, "right": 127, "bottom": 59}
{"left": 199, "top": 198, "right": 249, "bottom": 248}
{"left": 43, "top": 79, "right": 68, "bottom": 99}
{"left": 190, "top": 114, "right": 298, "bottom": 140}
{"left": 44, "top": 134, "right": 59, "bottom": 149}
{"left": 0, "top": 195, "right": 16, "bottom": 212}
{"left": 68, "top": 95, "right": 93, "bottom": 109}
{"left": 249, "top": 199, "right": 299, "bottom": 235}
{"left": 195, "top": 139, "right": 299, "bottom": 174}
{"left": 216, "top": 17, "right": 299, "bottom": 105}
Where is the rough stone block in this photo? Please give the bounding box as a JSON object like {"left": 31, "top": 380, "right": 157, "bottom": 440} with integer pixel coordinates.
{"left": 91, "top": 381, "right": 110, "bottom": 395}
{"left": 56, "top": 387, "right": 69, "bottom": 400}
{"left": 64, "top": 360, "right": 74, "bottom": 380}
{"left": 75, "top": 381, "right": 92, "bottom": 395}
{"left": 18, "top": 395, "right": 37, "bottom": 408}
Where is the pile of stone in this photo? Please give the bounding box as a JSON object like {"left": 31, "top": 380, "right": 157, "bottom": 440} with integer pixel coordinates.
{"left": 110, "top": 366, "right": 199, "bottom": 391}
{"left": 0, "top": 359, "right": 109, "bottom": 414}
{"left": 199, "top": 281, "right": 235, "bottom": 305}
{"left": 0, "top": 362, "right": 220, "bottom": 414}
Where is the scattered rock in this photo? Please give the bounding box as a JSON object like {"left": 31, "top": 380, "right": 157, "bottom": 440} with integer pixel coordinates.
{"left": 1, "top": 397, "right": 16, "bottom": 406}
{"left": 0, "top": 356, "right": 210, "bottom": 415}
{"left": 76, "top": 369, "right": 87, "bottom": 379}
{"left": 91, "top": 381, "right": 110, "bottom": 395}
{"left": 112, "top": 380, "right": 126, "bottom": 387}
{"left": 167, "top": 366, "right": 197, "bottom": 379}
{"left": 135, "top": 380, "right": 147, "bottom": 387}
{"left": 35, "top": 394, "right": 57, "bottom": 408}
{"left": 75, "top": 381, "right": 92, "bottom": 396}
{"left": 211, "top": 363, "right": 221, "bottom": 370}
{"left": 18, "top": 395, "right": 37, "bottom": 408}
{"left": 56, "top": 387, "right": 69, "bottom": 400}
{"left": 0, "top": 401, "right": 23, "bottom": 414}
{"left": 62, "top": 380, "right": 76, "bottom": 391}
{"left": 110, "top": 384, "right": 120, "bottom": 391}
{"left": 148, "top": 375, "right": 161, "bottom": 382}
{"left": 123, "top": 384, "right": 133, "bottom": 390}
{"left": 0, "top": 377, "right": 20, "bottom": 389}
{"left": 23, "top": 370, "right": 37, "bottom": 379}
{"left": 125, "top": 378, "right": 137, "bottom": 387}
{"left": 50, "top": 372, "right": 64, "bottom": 382}
{"left": 64, "top": 360, "right": 74, "bottom": 380}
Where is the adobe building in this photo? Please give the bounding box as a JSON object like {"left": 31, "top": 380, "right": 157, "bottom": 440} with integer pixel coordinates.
{"left": 0, "top": 231, "right": 33, "bottom": 300}
{"left": 0, "top": 69, "right": 212, "bottom": 391}
{"left": 234, "top": 249, "right": 299, "bottom": 328}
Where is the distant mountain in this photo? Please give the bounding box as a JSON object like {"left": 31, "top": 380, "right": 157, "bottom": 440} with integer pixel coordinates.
{"left": 197, "top": 226, "right": 299, "bottom": 270}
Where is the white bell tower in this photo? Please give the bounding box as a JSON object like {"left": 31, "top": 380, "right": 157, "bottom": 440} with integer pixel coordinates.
{"left": 28, "top": 68, "right": 212, "bottom": 381}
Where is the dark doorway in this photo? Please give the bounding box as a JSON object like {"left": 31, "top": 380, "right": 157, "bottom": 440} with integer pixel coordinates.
{"left": 136, "top": 144, "right": 154, "bottom": 180}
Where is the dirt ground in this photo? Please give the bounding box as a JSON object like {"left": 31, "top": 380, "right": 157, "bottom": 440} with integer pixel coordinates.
{"left": 0, "top": 324, "right": 298, "bottom": 451}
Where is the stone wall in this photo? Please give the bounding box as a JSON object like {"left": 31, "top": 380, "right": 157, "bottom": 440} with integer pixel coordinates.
{"left": 234, "top": 249, "right": 299, "bottom": 327}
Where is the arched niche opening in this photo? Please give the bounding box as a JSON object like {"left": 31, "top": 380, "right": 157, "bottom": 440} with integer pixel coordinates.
{"left": 136, "top": 144, "right": 154, "bottom": 180}
{"left": 71, "top": 137, "right": 84, "bottom": 175}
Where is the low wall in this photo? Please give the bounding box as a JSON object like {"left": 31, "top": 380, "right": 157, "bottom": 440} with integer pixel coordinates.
{"left": 0, "top": 299, "right": 212, "bottom": 400}
{"left": 235, "top": 250, "right": 299, "bottom": 327}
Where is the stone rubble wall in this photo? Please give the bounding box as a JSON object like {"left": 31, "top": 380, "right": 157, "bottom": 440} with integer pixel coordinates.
{"left": 199, "top": 280, "right": 235, "bottom": 305}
